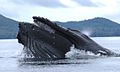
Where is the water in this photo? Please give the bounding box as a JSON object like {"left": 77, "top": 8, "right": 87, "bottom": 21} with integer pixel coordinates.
{"left": 0, "top": 37, "right": 120, "bottom": 72}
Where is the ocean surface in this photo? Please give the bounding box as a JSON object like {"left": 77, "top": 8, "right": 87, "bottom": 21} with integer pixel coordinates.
{"left": 0, "top": 37, "right": 120, "bottom": 72}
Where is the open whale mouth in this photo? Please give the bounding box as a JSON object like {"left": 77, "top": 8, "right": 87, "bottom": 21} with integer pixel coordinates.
{"left": 17, "top": 16, "right": 119, "bottom": 60}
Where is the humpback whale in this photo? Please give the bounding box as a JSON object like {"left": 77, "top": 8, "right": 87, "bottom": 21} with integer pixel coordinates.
{"left": 17, "top": 16, "right": 119, "bottom": 60}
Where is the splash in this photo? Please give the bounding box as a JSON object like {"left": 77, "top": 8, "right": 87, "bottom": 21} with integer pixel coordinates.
{"left": 81, "top": 30, "right": 92, "bottom": 36}
{"left": 65, "top": 45, "right": 102, "bottom": 59}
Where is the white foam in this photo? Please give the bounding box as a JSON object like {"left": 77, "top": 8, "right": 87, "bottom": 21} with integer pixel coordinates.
{"left": 65, "top": 45, "right": 100, "bottom": 59}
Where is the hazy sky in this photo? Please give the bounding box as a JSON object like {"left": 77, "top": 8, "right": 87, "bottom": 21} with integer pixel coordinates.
{"left": 0, "top": 0, "right": 120, "bottom": 23}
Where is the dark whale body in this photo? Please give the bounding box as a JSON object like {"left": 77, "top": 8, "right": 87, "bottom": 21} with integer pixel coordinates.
{"left": 17, "top": 16, "right": 119, "bottom": 60}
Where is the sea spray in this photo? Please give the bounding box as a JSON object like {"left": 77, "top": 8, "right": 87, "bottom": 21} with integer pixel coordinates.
{"left": 65, "top": 45, "right": 103, "bottom": 59}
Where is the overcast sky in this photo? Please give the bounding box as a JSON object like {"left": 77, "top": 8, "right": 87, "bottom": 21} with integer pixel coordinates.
{"left": 0, "top": 0, "right": 120, "bottom": 23}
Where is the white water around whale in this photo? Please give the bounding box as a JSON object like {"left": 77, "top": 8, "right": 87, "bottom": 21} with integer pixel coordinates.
{"left": 65, "top": 44, "right": 100, "bottom": 59}
{"left": 0, "top": 37, "right": 120, "bottom": 72}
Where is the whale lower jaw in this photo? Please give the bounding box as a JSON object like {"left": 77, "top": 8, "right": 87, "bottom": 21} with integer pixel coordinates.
{"left": 17, "top": 16, "right": 119, "bottom": 60}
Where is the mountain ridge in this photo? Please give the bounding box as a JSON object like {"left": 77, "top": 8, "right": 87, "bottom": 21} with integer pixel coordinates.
{"left": 0, "top": 14, "right": 120, "bottom": 39}
{"left": 0, "top": 14, "right": 18, "bottom": 39}
{"left": 56, "top": 17, "right": 120, "bottom": 37}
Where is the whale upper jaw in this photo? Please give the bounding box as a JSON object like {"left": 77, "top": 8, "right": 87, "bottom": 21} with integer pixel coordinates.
{"left": 17, "top": 16, "right": 119, "bottom": 60}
